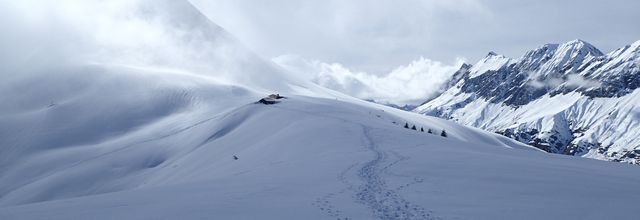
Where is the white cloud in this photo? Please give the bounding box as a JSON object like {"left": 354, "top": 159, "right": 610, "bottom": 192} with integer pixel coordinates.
{"left": 2, "top": 1, "right": 264, "bottom": 79}
{"left": 527, "top": 73, "right": 601, "bottom": 89}
{"left": 565, "top": 74, "right": 602, "bottom": 89}
{"left": 0, "top": 0, "right": 302, "bottom": 94}
{"left": 191, "top": 0, "right": 493, "bottom": 73}
{"left": 528, "top": 77, "right": 563, "bottom": 89}
{"left": 192, "top": 0, "right": 640, "bottom": 73}
{"left": 273, "top": 55, "right": 465, "bottom": 105}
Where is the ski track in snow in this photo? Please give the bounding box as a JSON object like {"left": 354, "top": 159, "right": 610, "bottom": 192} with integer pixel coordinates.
{"left": 355, "top": 126, "right": 434, "bottom": 220}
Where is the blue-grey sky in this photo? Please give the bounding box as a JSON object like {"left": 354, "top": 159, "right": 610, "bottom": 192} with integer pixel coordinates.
{"left": 192, "top": 0, "right": 640, "bottom": 74}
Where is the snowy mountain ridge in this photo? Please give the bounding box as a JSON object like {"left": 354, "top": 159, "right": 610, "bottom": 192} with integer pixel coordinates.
{"left": 416, "top": 39, "right": 640, "bottom": 164}
{"left": 2, "top": 1, "right": 640, "bottom": 219}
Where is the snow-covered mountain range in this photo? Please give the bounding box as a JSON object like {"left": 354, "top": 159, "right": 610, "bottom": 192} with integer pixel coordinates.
{"left": 416, "top": 39, "right": 640, "bottom": 164}
{"left": 2, "top": 1, "right": 640, "bottom": 219}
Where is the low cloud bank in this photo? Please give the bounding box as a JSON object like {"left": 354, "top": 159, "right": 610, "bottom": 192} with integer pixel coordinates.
{"left": 528, "top": 73, "right": 602, "bottom": 89}
{"left": 274, "top": 55, "right": 465, "bottom": 105}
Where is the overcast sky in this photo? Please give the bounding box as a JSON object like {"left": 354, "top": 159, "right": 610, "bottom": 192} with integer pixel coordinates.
{"left": 192, "top": 0, "right": 640, "bottom": 74}
{"left": 4, "top": 0, "right": 637, "bottom": 106}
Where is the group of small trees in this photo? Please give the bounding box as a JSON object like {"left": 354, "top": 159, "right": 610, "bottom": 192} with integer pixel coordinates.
{"left": 404, "top": 122, "right": 447, "bottom": 137}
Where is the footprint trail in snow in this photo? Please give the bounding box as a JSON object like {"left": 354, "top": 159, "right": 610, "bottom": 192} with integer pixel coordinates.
{"left": 355, "top": 126, "right": 434, "bottom": 220}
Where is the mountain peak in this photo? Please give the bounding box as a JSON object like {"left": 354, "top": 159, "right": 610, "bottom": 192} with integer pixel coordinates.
{"left": 516, "top": 39, "right": 604, "bottom": 74}
{"left": 558, "top": 39, "right": 604, "bottom": 57}
{"left": 417, "top": 39, "right": 640, "bottom": 165}
{"left": 565, "top": 39, "right": 590, "bottom": 45}
{"left": 630, "top": 39, "right": 640, "bottom": 51}
{"left": 523, "top": 40, "right": 603, "bottom": 60}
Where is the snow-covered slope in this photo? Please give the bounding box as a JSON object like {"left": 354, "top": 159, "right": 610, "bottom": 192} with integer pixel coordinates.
{"left": 416, "top": 39, "right": 640, "bottom": 164}
{"left": 2, "top": 1, "right": 640, "bottom": 219}
{"left": 3, "top": 95, "right": 640, "bottom": 220}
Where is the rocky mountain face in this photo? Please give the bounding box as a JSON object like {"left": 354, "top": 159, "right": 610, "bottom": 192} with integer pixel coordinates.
{"left": 415, "top": 39, "right": 640, "bottom": 164}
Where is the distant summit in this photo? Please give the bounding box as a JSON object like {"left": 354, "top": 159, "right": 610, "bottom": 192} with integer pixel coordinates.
{"left": 486, "top": 51, "right": 498, "bottom": 57}
{"left": 416, "top": 39, "right": 640, "bottom": 164}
